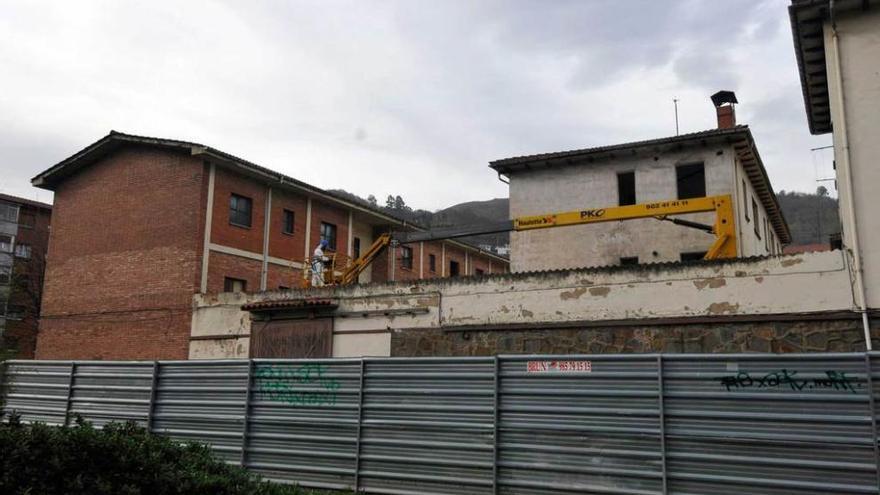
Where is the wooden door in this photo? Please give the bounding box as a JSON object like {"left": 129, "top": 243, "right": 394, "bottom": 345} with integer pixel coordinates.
{"left": 250, "top": 318, "right": 332, "bottom": 358}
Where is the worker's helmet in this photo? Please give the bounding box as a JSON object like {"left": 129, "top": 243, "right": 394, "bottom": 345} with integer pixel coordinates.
{"left": 320, "top": 239, "right": 330, "bottom": 249}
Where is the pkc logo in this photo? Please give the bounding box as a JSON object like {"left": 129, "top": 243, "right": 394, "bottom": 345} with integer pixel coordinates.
{"left": 580, "top": 209, "right": 606, "bottom": 219}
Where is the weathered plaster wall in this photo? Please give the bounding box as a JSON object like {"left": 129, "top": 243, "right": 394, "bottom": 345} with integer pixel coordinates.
{"left": 825, "top": 9, "right": 880, "bottom": 309}
{"left": 190, "top": 251, "right": 856, "bottom": 358}
{"left": 508, "top": 144, "right": 781, "bottom": 272}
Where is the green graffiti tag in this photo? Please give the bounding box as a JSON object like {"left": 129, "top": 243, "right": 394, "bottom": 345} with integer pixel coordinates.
{"left": 254, "top": 363, "right": 340, "bottom": 406}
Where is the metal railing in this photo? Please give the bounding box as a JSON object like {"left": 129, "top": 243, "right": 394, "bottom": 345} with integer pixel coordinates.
{"left": 2, "top": 353, "right": 879, "bottom": 494}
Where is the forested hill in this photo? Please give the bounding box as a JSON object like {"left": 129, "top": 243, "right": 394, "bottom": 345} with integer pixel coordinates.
{"left": 330, "top": 189, "right": 840, "bottom": 249}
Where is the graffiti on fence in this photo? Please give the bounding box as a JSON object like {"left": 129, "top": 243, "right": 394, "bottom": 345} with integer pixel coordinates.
{"left": 717, "top": 369, "right": 861, "bottom": 393}
{"left": 255, "top": 363, "right": 340, "bottom": 406}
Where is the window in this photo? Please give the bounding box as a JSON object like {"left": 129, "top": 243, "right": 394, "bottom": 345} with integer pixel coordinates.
{"left": 5, "top": 304, "right": 25, "bottom": 320}
{"left": 765, "top": 219, "right": 770, "bottom": 251}
{"left": 475, "top": 268, "right": 485, "bottom": 276}
{"left": 449, "top": 260, "right": 460, "bottom": 277}
{"left": 752, "top": 199, "right": 761, "bottom": 239}
{"left": 680, "top": 252, "right": 707, "bottom": 262}
{"left": 620, "top": 256, "right": 639, "bottom": 266}
{"left": 229, "top": 194, "right": 252, "bottom": 228}
{"left": 282, "top": 209, "right": 295, "bottom": 235}
{"left": 353, "top": 238, "right": 361, "bottom": 259}
{"left": 400, "top": 246, "right": 413, "bottom": 269}
{"left": 742, "top": 180, "right": 750, "bottom": 222}
{"left": 0, "top": 266, "right": 9, "bottom": 285}
{"left": 320, "top": 222, "right": 337, "bottom": 250}
{"left": 279, "top": 285, "right": 290, "bottom": 290}
{"left": 14, "top": 243, "right": 31, "bottom": 259}
{"left": 0, "top": 203, "right": 18, "bottom": 223}
{"left": 429, "top": 254, "right": 437, "bottom": 273}
{"left": 19, "top": 213, "right": 35, "bottom": 229}
{"left": 676, "top": 163, "right": 706, "bottom": 199}
{"left": 617, "top": 171, "right": 636, "bottom": 206}
{"left": 0, "top": 235, "right": 12, "bottom": 253}
{"left": 223, "top": 277, "right": 247, "bottom": 293}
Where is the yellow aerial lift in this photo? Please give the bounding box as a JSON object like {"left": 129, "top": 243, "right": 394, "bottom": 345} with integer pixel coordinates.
{"left": 304, "top": 194, "right": 736, "bottom": 287}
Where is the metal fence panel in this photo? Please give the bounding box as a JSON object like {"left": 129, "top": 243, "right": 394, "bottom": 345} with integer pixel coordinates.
{"left": 2, "top": 352, "right": 880, "bottom": 495}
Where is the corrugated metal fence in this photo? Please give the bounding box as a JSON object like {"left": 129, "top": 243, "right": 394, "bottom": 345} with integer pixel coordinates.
{"left": 2, "top": 353, "right": 879, "bottom": 494}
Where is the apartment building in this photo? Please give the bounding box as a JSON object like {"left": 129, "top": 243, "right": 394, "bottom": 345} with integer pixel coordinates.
{"left": 0, "top": 193, "right": 51, "bottom": 358}
{"left": 30, "top": 132, "right": 507, "bottom": 360}
{"left": 490, "top": 93, "right": 791, "bottom": 272}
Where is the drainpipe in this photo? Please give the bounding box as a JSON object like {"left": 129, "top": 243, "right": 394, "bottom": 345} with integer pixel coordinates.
{"left": 829, "top": 3, "right": 872, "bottom": 350}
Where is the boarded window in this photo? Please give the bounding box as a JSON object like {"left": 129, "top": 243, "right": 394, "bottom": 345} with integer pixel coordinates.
{"left": 320, "top": 222, "right": 337, "bottom": 250}
{"left": 620, "top": 256, "right": 639, "bottom": 266}
{"left": 229, "top": 194, "right": 252, "bottom": 227}
{"left": 449, "top": 260, "right": 460, "bottom": 277}
{"left": 617, "top": 172, "right": 636, "bottom": 206}
{"left": 400, "top": 246, "right": 413, "bottom": 269}
{"left": 224, "top": 277, "right": 247, "bottom": 293}
{"left": 250, "top": 318, "right": 332, "bottom": 358}
{"left": 753, "top": 199, "right": 761, "bottom": 239}
{"left": 282, "top": 209, "right": 295, "bottom": 235}
{"left": 676, "top": 163, "right": 706, "bottom": 199}
{"left": 429, "top": 254, "right": 437, "bottom": 272}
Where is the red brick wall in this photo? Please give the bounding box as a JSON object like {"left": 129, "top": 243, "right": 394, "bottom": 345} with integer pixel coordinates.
{"left": 309, "top": 200, "right": 350, "bottom": 258}
{"left": 36, "top": 146, "right": 206, "bottom": 360}
{"left": 206, "top": 251, "right": 262, "bottom": 294}
{"left": 444, "top": 243, "right": 466, "bottom": 278}
{"left": 421, "top": 242, "right": 443, "bottom": 278}
{"left": 268, "top": 188, "right": 309, "bottom": 262}
{"left": 266, "top": 264, "right": 304, "bottom": 290}
{"left": 211, "top": 167, "right": 267, "bottom": 254}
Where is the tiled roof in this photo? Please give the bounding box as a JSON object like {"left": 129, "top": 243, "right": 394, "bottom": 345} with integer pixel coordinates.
{"left": 31, "top": 131, "right": 508, "bottom": 263}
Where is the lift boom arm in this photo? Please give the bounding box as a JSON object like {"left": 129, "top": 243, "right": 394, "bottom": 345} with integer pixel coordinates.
{"left": 321, "top": 194, "right": 737, "bottom": 287}
{"left": 513, "top": 194, "right": 737, "bottom": 259}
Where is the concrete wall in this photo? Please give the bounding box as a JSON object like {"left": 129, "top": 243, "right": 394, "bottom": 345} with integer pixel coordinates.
{"left": 508, "top": 144, "right": 779, "bottom": 272}
{"left": 825, "top": 9, "right": 880, "bottom": 309}
{"left": 190, "top": 251, "right": 856, "bottom": 358}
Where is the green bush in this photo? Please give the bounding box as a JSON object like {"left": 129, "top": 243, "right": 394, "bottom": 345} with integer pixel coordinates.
{"left": 0, "top": 414, "right": 332, "bottom": 495}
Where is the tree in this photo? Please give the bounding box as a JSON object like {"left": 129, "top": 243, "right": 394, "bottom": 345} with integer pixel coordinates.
{"left": 817, "top": 185, "right": 829, "bottom": 197}
{"left": 394, "top": 195, "right": 406, "bottom": 210}
{"left": 367, "top": 194, "right": 377, "bottom": 206}
{"left": 385, "top": 195, "right": 395, "bottom": 209}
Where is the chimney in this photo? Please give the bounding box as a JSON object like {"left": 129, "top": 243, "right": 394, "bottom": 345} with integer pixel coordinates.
{"left": 711, "top": 90, "right": 738, "bottom": 129}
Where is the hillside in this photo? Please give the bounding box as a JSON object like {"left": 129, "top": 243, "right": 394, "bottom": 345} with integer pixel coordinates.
{"left": 330, "top": 189, "right": 840, "bottom": 250}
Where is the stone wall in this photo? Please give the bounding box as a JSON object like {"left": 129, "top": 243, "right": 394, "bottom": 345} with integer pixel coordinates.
{"left": 391, "top": 317, "right": 879, "bottom": 356}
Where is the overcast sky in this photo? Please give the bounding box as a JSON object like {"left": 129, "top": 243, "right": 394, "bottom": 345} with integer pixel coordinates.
{"left": 0, "top": 0, "right": 833, "bottom": 210}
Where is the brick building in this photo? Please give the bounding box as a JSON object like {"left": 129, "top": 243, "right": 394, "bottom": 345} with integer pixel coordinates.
{"left": 0, "top": 193, "right": 52, "bottom": 358}
{"left": 31, "top": 132, "right": 507, "bottom": 360}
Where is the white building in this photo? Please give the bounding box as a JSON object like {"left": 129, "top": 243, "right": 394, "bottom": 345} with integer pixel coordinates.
{"left": 790, "top": 0, "right": 880, "bottom": 334}
{"left": 490, "top": 93, "right": 790, "bottom": 272}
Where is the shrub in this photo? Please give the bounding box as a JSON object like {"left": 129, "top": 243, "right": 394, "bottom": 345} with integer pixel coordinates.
{"left": 0, "top": 414, "right": 329, "bottom": 495}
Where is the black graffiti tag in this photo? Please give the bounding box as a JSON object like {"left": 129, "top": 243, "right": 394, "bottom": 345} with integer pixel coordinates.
{"left": 718, "top": 369, "right": 860, "bottom": 394}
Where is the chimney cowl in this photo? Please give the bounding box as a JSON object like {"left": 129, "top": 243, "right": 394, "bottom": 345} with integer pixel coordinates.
{"left": 711, "top": 90, "right": 738, "bottom": 107}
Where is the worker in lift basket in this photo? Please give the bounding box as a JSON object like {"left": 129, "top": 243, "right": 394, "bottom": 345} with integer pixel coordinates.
{"left": 311, "top": 239, "right": 330, "bottom": 287}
